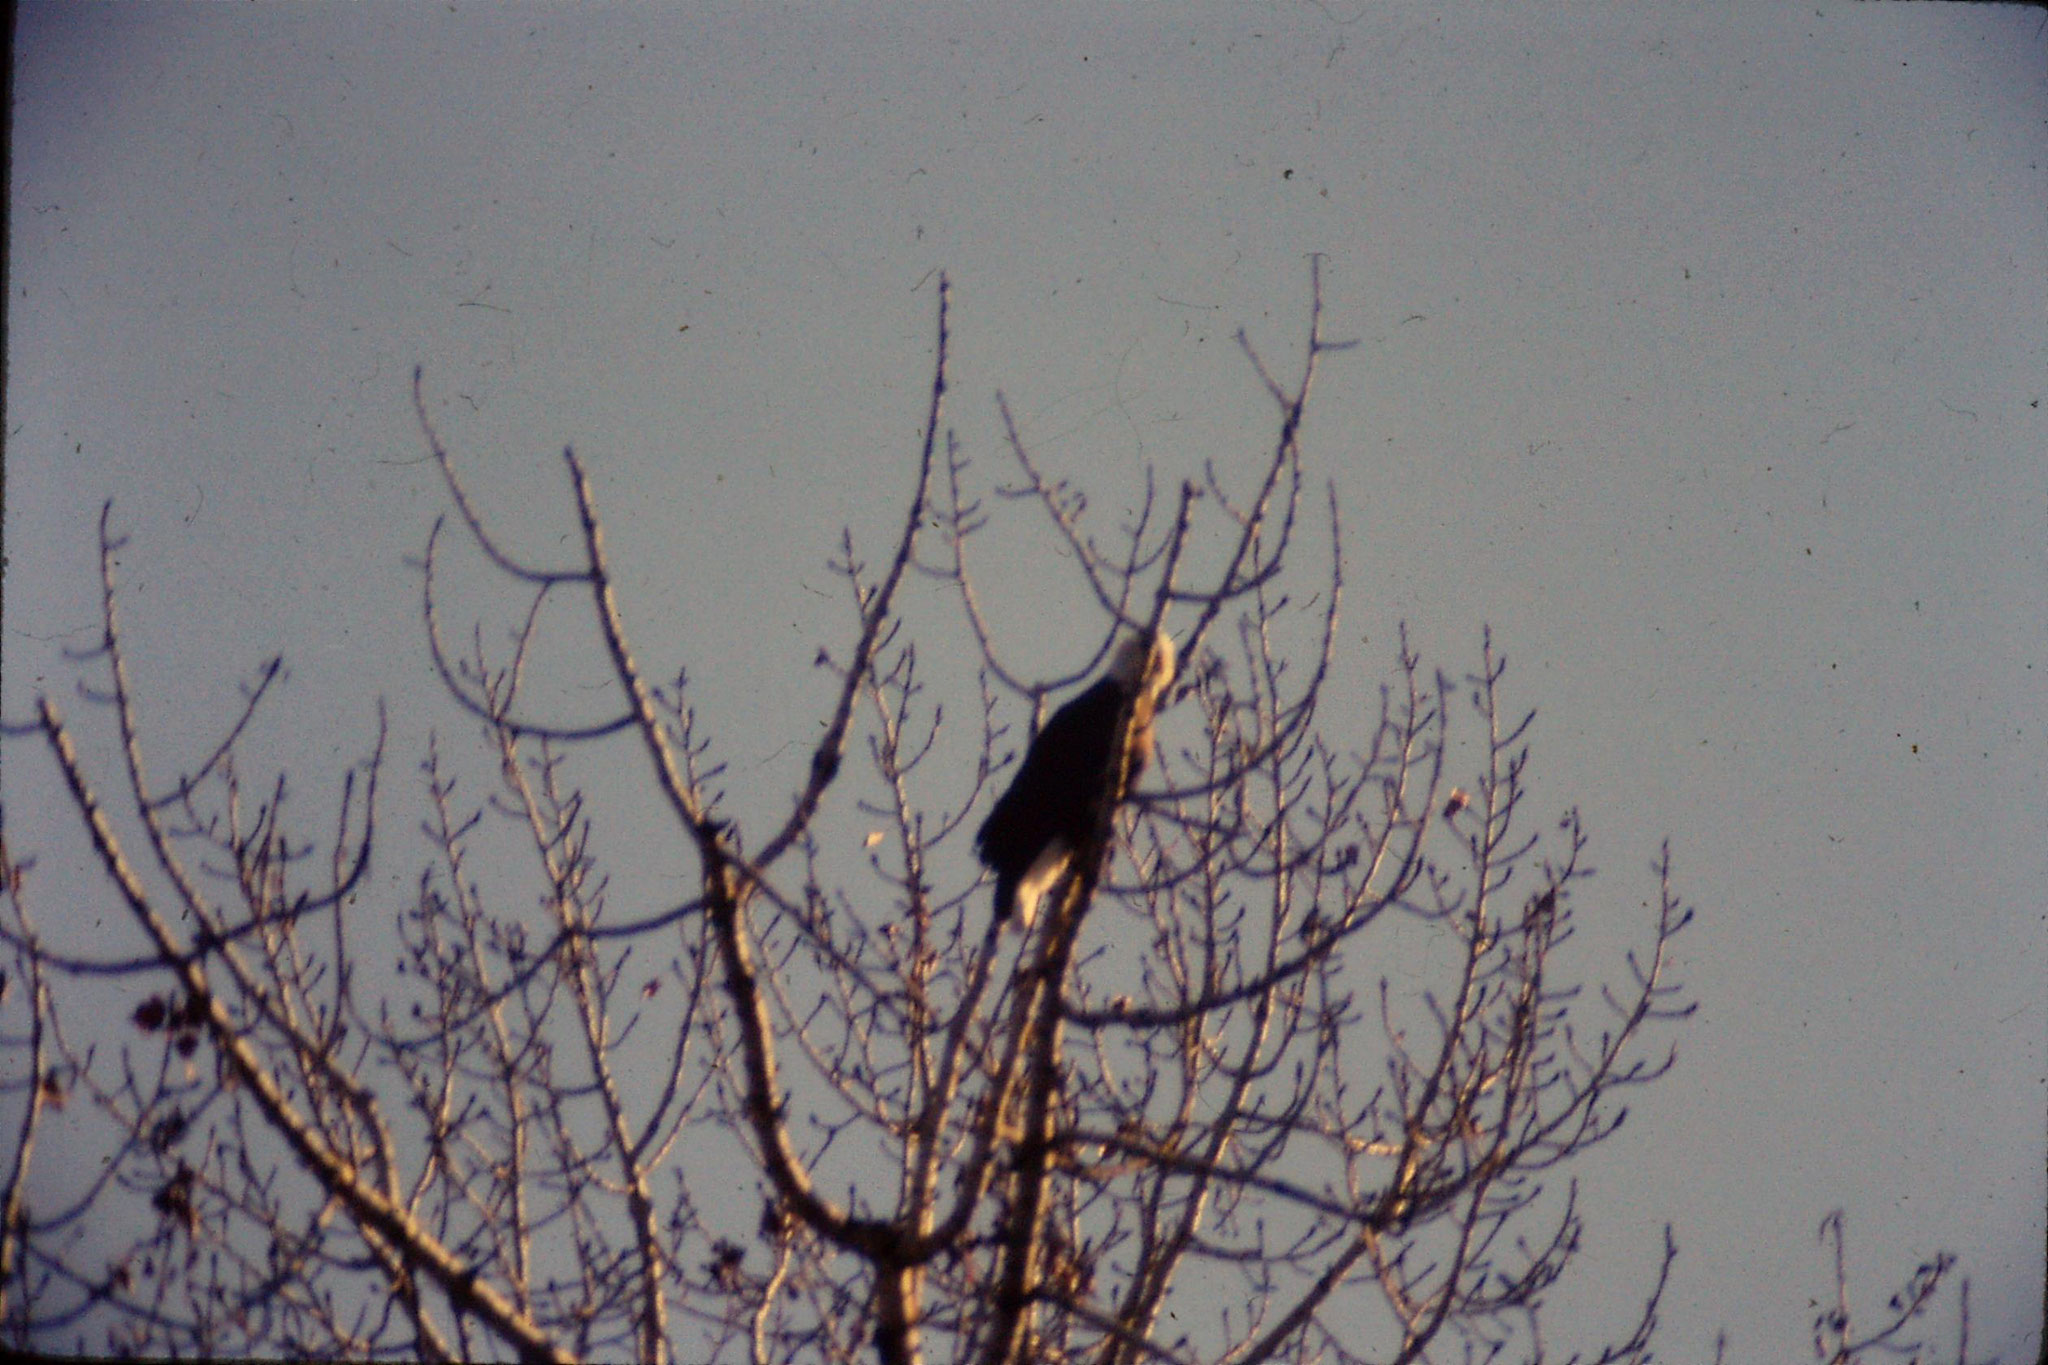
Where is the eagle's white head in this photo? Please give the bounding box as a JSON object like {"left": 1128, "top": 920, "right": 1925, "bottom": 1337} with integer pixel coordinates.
{"left": 1110, "top": 630, "right": 1177, "bottom": 704}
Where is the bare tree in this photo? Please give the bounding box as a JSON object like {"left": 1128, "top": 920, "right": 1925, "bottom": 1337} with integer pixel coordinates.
{"left": 2, "top": 269, "right": 1858, "bottom": 1364}
{"left": 1708, "top": 1211, "right": 1980, "bottom": 1365}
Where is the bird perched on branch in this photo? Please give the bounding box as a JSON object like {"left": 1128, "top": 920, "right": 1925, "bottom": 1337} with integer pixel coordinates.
{"left": 975, "top": 630, "right": 1177, "bottom": 929}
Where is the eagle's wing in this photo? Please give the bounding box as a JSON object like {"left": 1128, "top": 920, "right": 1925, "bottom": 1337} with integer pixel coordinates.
{"left": 975, "top": 678, "right": 1123, "bottom": 875}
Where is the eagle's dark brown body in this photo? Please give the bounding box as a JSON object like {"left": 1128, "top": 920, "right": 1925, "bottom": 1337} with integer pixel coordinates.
{"left": 975, "top": 632, "right": 1175, "bottom": 928}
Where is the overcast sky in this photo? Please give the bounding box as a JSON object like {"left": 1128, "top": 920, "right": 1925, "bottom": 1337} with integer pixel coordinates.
{"left": 7, "top": 4, "right": 2045, "bottom": 1359}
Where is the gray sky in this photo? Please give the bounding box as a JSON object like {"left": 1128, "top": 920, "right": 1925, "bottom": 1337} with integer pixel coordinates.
{"left": 7, "top": 4, "right": 2044, "bottom": 1359}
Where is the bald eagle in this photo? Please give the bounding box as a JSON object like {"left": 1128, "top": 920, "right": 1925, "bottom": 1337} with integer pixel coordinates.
{"left": 975, "top": 631, "right": 1177, "bottom": 929}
